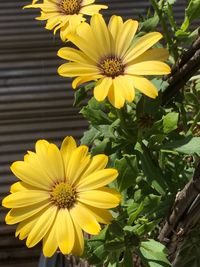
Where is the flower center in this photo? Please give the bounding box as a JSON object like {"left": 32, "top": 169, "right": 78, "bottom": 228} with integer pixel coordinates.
{"left": 99, "top": 56, "right": 125, "bottom": 78}
{"left": 60, "top": 0, "right": 82, "bottom": 15}
{"left": 50, "top": 182, "right": 76, "bottom": 209}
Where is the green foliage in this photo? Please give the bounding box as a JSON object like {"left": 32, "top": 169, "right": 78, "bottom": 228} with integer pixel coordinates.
{"left": 73, "top": 2, "right": 200, "bottom": 266}
{"left": 80, "top": 98, "right": 112, "bottom": 125}
{"left": 139, "top": 15, "right": 159, "bottom": 32}
{"left": 139, "top": 239, "right": 171, "bottom": 267}
{"left": 163, "top": 136, "right": 200, "bottom": 155}
{"left": 135, "top": 142, "right": 167, "bottom": 195}
{"left": 181, "top": 0, "right": 200, "bottom": 32}
{"left": 115, "top": 155, "right": 138, "bottom": 192}
{"left": 73, "top": 82, "right": 95, "bottom": 107}
{"left": 162, "top": 112, "right": 179, "bottom": 134}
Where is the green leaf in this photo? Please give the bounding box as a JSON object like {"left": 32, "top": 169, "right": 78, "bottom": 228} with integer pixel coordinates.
{"left": 123, "top": 249, "right": 134, "bottom": 267}
{"left": 175, "top": 28, "right": 198, "bottom": 44}
{"left": 143, "top": 194, "right": 161, "bottom": 214}
{"left": 80, "top": 98, "right": 111, "bottom": 125}
{"left": 104, "top": 240, "right": 125, "bottom": 251}
{"left": 127, "top": 202, "right": 144, "bottom": 225}
{"left": 135, "top": 143, "right": 167, "bottom": 195}
{"left": 139, "top": 239, "right": 171, "bottom": 267}
{"left": 115, "top": 155, "right": 138, "bottom": 192}
{"left": 91, "top": 138, "right": 111, "bottom": 155}
{"left": 140, "top": 15, "right": 159, "bottom": 32}
{"left": 181, "top": 0, "right": 200, "bottom": 31}
{"left": 133, "top": 221, "right": 156, "bottom": 236}
{"left": 81, "top": 127, "right": 101, "bottom": 146}
{"left": 84, "top": 227, "right": 108, "bottom": 265}
{"left": 73, "top": 82, "right": 95, "bottom": 107}
{"left": 163, "top": 136, "right": 200, "bottom": 154}
{"left": 162, "top": 112, "right": 179, "bottom": 134}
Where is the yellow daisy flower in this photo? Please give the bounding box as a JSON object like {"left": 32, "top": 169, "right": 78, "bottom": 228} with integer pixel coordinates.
{"left": 2, "top": 136, "right": 120, "bottom": 257}
{"left": 24, "top": 0, "right": 107, "bottom": 41}
{"left": 58, "top": 14, "right": 171, "bottom": 108}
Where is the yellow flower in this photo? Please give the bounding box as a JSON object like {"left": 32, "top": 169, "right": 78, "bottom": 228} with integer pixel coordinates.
{"left": 2, "top": 136, "right": 120, "bottom": 257}
{"left": 58, "top": 14, "right": 171, "bottom": 108}
{"left": 24, "top": 0, "right": 107, "bottom": 41}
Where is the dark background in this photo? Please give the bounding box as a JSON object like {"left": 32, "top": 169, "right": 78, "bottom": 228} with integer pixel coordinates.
{"left": 0, "top": 0, "right": 196, "bottom": 266}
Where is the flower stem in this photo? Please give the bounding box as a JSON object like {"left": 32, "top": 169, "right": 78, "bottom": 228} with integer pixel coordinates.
{"left": 115, "top": 108, "right": 133, "bottom": 141}
{"left": 150, "top": 0, "right": 179, "bottom": 61}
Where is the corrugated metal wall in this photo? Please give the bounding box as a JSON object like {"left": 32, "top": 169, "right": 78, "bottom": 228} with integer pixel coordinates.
{"left": 0, "top": 0, "right": 194, "bottom": 266}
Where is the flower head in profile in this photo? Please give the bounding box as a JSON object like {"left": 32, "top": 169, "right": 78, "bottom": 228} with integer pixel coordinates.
{"left": 24, "top": 0, "right": 107, "bottom": 41}
{"left": 58, "top": 14, "right": 171, "bottom": 108}
{"left": 2, "top": 136, "right": 120, "bottom": 257}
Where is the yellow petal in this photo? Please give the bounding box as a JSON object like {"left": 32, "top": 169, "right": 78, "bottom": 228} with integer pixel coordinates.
{"left": 47, "top": 144, "right": 65, "bottom": 181}
{"left": 58, "top": 47, "right": 94, "bottom": 64}
{"left": 45, "top": 16, "right": 61, "bottom": 30}
{"left": 77, "top": 168, "right": 118, "bottom": 191}
{"left": 35, "top": 139, "right": 49, "bottom": 156}
{"left": 16, "top": 213, "right": 41, "bottom": 240}
{"left": 10, "top": 161, "right": 51, "bottom": 190}
{"left": 5, "top": 201, "right": 50, "bottom": 224}
{"left": 34, "top": 140, "right": 58, "bottom": 183}
{"left": 68, "top": 14, "right": 83, "bottom": 32}
{"left": 72, "top": 75, "right": 102, "bottom": 89}
{"left": 82, "top": 0, "right": 95, "bottom": 5}
{"left": 70, "top": 203, "right": 100, "bottom": 235}
{"left": 124, "top": 32, "right": 163, "bottom": 63}
{"left": 108, "top": 15, "right": 123, "bottom": 42}
{"left": 56, "top": 209, "right": 75, "bottom": 254}
{"left": 58, "top": 62, "right": 99, "bottom": 77}
{"left": 67, "top": 146, "right": 90, "bottom": 184}
{"left": 71, "top": 219, "right": 84, "bottom": 256}
{"left": 26, "top": 205, "right": 57, "bottom": 247}
{"left": 83, "top": 204, "right": 113, "bottom": 224}
{"left": 10, "top": 181, "right": 37, "bottom": 193}
{"left": 76, "top": 22, "right": 100, "bottom": 55}
{"left": 130, "top": 48, "right": 169, "bottom": 64}
{"left": 60, "top": 136, "right": 77, "bottom": 177}
{"left": 126, "top": 61, "right": 171, "bottom": 75}
{"left": 43, "top": 219, "right": 58, "bottom": 257}
{"left": 131, "top": 76, "right": 158, "bottom": 98}
{"left": 23, "top": 151, "right": 55, "bottom": 185}
{"left": 25, "top": 3, "right": 57, "bottom": 12}
{"left": 81, "top": 154, "right": 108, "bottom": 179}
{"left": 78, "top": 187, "right": 121, "bottom": 209}
{"left": 80, "top": 5, "right": 108, "bottom": 16}
{"left": 66, "top": 33, "right": 99, "bottom": 62}
{"left": 2, "top": 191, "right": 49, "bottom": 208}
{"left": 90, "top": 14, "right": 111, "bottom": 56}
{"left": 36, "top": 11, "right": 59, "bottom": 20}
{"left": 116, "top": 19, "right": 138, "bottom": 57}
{"left": 107, "top": 80, "right": 125, "bottom": 109}
{"left": 94, "top": 77, "right": 112, "bottom": 101}
{"left": 113, "top": 75, "right": 135, "bottom": 103}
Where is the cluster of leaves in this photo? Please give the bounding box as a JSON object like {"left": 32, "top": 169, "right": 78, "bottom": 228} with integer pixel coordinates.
{"left": 72, "top": 1, "right": 200, "bottom": 266}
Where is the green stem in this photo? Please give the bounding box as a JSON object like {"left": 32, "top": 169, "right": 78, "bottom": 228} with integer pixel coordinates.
{"left": 150, "top": 0, "right": 179, "bottom": 61}
{"left": 187, "top": 109, "right": 200, "bottom": 135}
{"left": 115, "top": 108, "right": 132, "bottom": 138}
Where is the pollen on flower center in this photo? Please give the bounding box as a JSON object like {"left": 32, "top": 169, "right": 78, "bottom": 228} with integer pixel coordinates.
{"left": 98, "top": 56, "right": 125, "bottom": 78}
{"left": 60, "top": 0, "right": 82, "bottom": 15}
{"left": 50, "top": 182, "right": 76, "bottom": 209}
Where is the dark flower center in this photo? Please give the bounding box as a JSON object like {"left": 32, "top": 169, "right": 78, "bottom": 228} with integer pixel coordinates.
{"left": 60, "top": 0, "right": 82, "bottom": 15}
{"left": 50, "top": 182, "right": 76, "bottom": 209}
{"left": 99, "top": 56, "right": 125, "bottom": 78}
